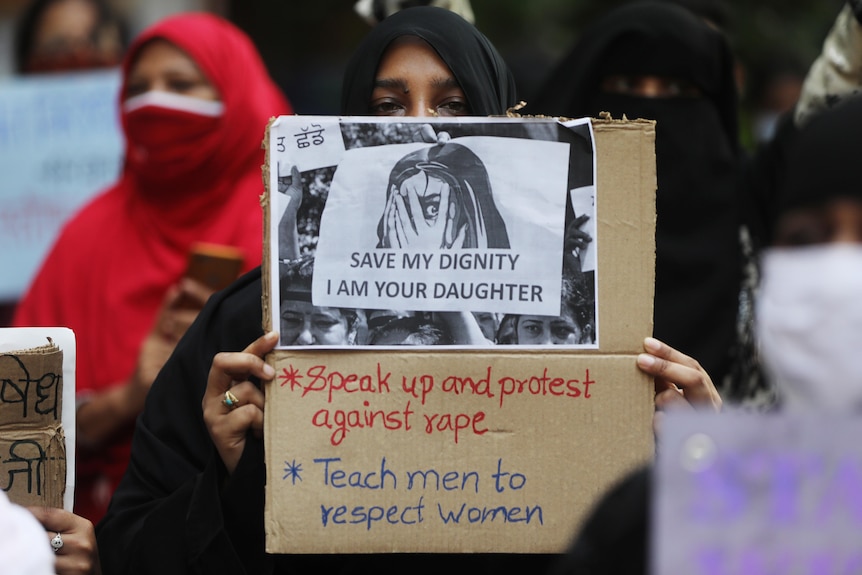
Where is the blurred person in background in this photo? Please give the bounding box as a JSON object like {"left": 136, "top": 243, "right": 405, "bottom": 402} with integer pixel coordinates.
{"left": 529, "top": 1, "right": 744, "bottom": 397}
{"left": 548, "top": 90, "right": 862, "bottom": 575}
{"left": 13, "top": 12, "right": 292, "bottom": 522}
{"left": 0, "top": 0, "right": 130, "bottom": 328}
{"left": 15, "top": 0, "right": 127, "bottom": 74}
{"left": 530, "top": 0, "right": 862, "bottom": 411}
{"left": 745, "top": 52, "right": 805, "bottom": 146}
{"left": 755, "top": 95, "right": 862, "bottom": 412}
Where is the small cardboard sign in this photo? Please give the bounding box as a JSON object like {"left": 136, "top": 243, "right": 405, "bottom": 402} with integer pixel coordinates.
{"left": 0, "top": 329, "right": 76, "bottom": 509}
{"left": 262, "top": 116, "right": 656, "bottom": 553}
{"left": 654, "top": 412, "right": 862, "bottom": 574}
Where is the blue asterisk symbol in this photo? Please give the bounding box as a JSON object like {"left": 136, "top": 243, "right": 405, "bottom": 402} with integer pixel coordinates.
{"left": 283, "top": 459, "right": 303, "bottom": 484}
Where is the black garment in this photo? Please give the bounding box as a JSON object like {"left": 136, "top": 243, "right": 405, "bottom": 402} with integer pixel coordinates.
{"left": 530, "top": 1, "right": 742, "bottom": 388}
{"left": 778, "top": 94, "right": 862, "bottom": 217}
{"left": 341, "top": 6, "right": 518, "bottom": 117}
{"left": 96, "top": 269, "right": 558, "bottom": 574}
{"left": 549, "top": 466, "right": 650, "bottom": 575}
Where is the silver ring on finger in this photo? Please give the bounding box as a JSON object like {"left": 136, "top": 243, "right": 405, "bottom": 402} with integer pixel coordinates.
{"left": 51, "top": 532, "right": 64, "bottom": 553}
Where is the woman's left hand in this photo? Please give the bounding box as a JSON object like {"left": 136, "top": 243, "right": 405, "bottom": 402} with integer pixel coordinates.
{"left": 203, "top": 331, "right": 278, "bottom": 475}
{"left": 636, "top": 337, "right": 722, "bottom": 414}
{"left": 27, "top": 506, "right": 100, "bottom": 575}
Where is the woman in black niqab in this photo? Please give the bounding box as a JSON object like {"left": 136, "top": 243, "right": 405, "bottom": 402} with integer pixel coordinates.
{"left": 531, "top": 1, "right": 743, "bottom": 388}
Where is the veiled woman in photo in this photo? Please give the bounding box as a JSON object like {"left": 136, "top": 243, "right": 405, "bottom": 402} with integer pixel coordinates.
{"left": 376, "top": 140, "right": 510, "bottom": 249}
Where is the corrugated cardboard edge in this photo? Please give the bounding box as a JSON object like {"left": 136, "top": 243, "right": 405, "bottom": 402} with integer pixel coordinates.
{"left": 261, "top": 117, "right": 280, "bottom": 333}
{"left": 0, "top": 426, "right": 66, "bottom": 508}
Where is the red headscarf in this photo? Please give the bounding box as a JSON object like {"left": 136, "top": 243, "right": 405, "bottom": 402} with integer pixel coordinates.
{"left": 14, "top": 12, "right": 291, "bottom": 521}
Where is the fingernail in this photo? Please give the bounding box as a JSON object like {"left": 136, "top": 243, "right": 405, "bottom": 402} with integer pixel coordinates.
{"left": 637, "top": 353, "right": 655, "bottom": 367}
{"left": 263, "top": 363, "right": 275, "bottom": 377}
{"left": 644, "top": 337, "right": 661, "bottom": 352}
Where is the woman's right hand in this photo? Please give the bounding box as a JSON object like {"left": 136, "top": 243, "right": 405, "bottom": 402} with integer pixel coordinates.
{"left": 202, "top": 331, "right": 278, "bottom": 475}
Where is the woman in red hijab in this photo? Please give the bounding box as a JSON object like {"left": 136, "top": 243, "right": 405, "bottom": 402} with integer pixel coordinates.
{"left": 13, "top": 12, "right": 292, "bottom": 523}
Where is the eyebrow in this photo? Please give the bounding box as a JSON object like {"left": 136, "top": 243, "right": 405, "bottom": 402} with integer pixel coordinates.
{"left": 431, "top": 76, "right": 461, "bottom": 90}
{"left": 374, "top": 78, "right": 409, "bottom": 93}
{"left": 373, "top": 76, "right": 462, "bottom": 93}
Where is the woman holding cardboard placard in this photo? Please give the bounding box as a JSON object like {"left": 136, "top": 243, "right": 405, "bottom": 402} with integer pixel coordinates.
{"left": 97, "top": 7, "right": 719, "bottom": 573}
{"left": 96, "top": 7, "right": 550, "bottom": 574}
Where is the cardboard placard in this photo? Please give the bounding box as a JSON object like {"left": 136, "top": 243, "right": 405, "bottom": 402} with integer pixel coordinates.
{"left": 0, "top": 329, "right": 76, "bottom": 509}
{"left": 262, "top": 117, "right": 656, "bottom": 553}
{"left": 654, "top": 412, "right": 862, "bottom": 574}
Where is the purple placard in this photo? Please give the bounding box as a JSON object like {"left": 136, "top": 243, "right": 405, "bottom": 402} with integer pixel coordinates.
{"left": 654, "top": 412, "right": 862, "bottom": 574}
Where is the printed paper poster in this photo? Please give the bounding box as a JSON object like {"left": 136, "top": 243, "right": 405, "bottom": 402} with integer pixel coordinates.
{"left": 268, "top": 117, "right": 597, "bottom": 349}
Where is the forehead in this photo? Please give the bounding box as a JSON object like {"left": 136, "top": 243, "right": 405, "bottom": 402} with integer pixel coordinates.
{"left": 518, "top": 313, "right": 577, "bottom": 325}
{"left": 376, "top": 35, "right": 453, "bottom": 79}
{"left": 129, "top": 39, "right": 198, "bottom": 73}
{"left": 282, "top": 299, "right": 314, "bottom": 314}
{"left": 35, "top": 0, "right": 99, "bottom": 43}
{"left": 282, "top": 300, "right": 345, "bottom": 318}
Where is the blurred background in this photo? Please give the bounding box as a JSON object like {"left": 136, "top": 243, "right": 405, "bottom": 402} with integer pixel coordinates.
{"left": 0, "top": 0, "right": 847, "bottom": 119}
{"left": 0, "top": 0, "right": 848, "bottom": 321}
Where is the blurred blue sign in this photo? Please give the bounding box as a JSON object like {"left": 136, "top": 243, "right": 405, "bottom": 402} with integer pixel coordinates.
{"left": 0, "top": 69, "right": 123, "bottom": 300}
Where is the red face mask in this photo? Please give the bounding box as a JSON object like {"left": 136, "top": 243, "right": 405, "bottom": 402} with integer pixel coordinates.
{"left": 122, "top": 91, "right": 224, "bottom": 184}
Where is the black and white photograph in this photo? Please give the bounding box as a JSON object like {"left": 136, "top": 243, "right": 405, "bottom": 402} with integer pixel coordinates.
{"left": 269, "top": 116, "right": 597, "bottom": 349}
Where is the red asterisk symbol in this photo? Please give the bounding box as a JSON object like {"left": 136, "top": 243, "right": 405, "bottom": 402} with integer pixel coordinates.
{"left": 279, "top": 365, "right": 303, "bottom": 390}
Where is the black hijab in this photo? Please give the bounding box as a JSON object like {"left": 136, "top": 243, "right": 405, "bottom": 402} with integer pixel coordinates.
{"left": 341, "top": 6, "right": 518, "bottom": 117}
{"left": 778, "top": 94, "right": 862, "bottom": 223}
{"left": 532, "top": 1, "right": 742, "bottom": 386}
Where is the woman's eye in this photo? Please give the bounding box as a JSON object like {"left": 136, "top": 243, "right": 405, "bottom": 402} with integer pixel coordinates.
{"left": 665, "top": 81, "right": 682, "bottom": 96}
{"left": 436, "top": 100, "right": 469, "bottom": 116}
{"left": 420, "top": 195, "right": 441, "bottom": 220}
{"left": 604, "top": 76, "right": 632, "bottom": 93}
{"left": 774, "top": 214, "right": 831, "bottom": 247}
{"left": 370, "top": 100, "right": 405, "bottom": 116}
{"left": 665, "top": 79, "right": 700, "bottom": 98}
{"left": 168, "top": 79, "right": 197, "bottom": 93}
{"left": 281, "top": 315, "right": 303, "bottom": 329}
{"left": 124, "top": 82, "right": 146, "bottom": 99}
{"left": 553, "top": 327, "right": 575, "bottom": 339}
{"left": 313, "top": 318, "right": 341, "bottom": 330}
{"left": 522, "top": 323, "right": 542, "bottom": 336}
{"left": 780, "top": 225, "right": 831, "bottom": 247}
{"left": 552, "top": 323, "right": 576, "bottom": 340}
